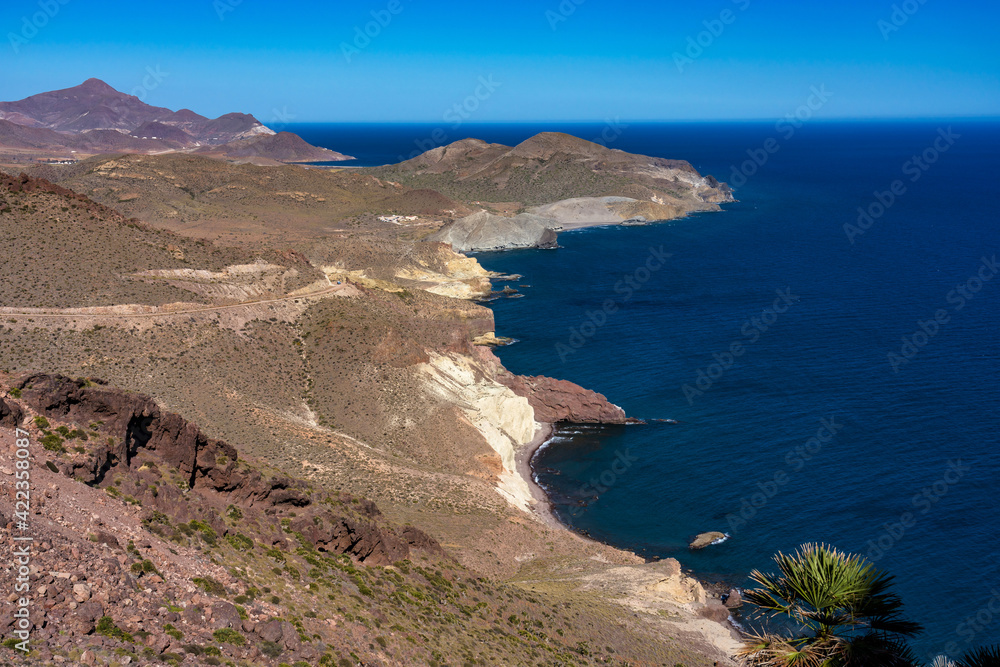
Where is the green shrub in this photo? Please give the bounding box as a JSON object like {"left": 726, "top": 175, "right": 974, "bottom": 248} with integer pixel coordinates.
{"left": 212, "top": 628, "right": 246, "bottom": 646}
{"left": 130, "top": 560, "right": 160, "bottom": 577}
{"left": 96, "top": 616, "right": 133, "bottom": 643}
{"left": 163, "top": 623, "right": 183, "bottom": 640}
{"left": 33, "top": 415, "right": 49, "bottom": 429}
{"left": 192, "top": 576, "right": 226, "bottom": 596}
{"left": 8, "top": 388, "right": 21, "bottom": 398}
{"left": 41, "top": 434, "right": 65, "bottom": 453}
{"left": 225, "top": 532, "right": 253, "bottom": 551}
{"left": 226, "top": 505, "right": 243, "bottom": 520}
{"left": 259, "top": 640, "right": 283, "bottom": 658}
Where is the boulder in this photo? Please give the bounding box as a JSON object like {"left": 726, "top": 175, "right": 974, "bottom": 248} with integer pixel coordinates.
{"left": 209, "top": 601, "right": 243, "bottom": 630}
{"left": 723, "top": 588, "right": 742, "bottom": 608}
{"left": 0, "top": 397, "right": 23, "bottom": 428}
{"left": 257, "top": 618, "right": 283, "bottom": 643}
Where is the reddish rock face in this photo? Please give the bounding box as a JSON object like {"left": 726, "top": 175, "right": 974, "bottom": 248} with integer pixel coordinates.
{"left": 11, "top": 373, "right": 443, "bottom": 566}
{"left": 496, "top": 372, "right": 629, "bottom": 424}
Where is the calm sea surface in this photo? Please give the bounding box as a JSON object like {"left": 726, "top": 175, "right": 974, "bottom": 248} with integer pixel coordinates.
{"left": 292, "top": 120, "right": 1000, "bottom": 657}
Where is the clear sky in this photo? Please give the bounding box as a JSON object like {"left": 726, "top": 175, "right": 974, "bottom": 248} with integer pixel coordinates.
{"left": 2, "top": 0, "right": 998, "bottom": 123}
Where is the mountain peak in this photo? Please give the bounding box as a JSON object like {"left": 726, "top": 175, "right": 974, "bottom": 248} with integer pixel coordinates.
{"left": 77, "top": 78, "right": 119, "bottom": 94}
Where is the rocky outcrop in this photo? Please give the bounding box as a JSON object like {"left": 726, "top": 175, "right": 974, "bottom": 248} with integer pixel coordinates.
{"left": 429, "top": 210, "right": 559, "bottom": 252}
{"left": 11, "top": 373, "right": 442, "bottom": 564}
{"left": 497, "top": 372, "right": 629, "bottom": 424}
{"left": 290, "top": 512, "right": 410, "bottom": 566}
{"left": 0, "top": 396, "right": 23, "bottom": 427}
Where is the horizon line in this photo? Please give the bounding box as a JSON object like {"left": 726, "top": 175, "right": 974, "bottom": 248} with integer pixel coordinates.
{"left": 272, "top": 115, "right": 1000, "bottom": 126}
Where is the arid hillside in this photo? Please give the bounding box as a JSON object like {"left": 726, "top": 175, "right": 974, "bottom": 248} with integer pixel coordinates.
{"left": 17, "top": 153, "right": 469, "bottom": 244}
{"left": 1, "top": 375, "right": 729, "bottom": 666}
{"left": 370, "top": 132, "right": 734, "bottom": 212}
{"left": 0, "top": 142, "right": 741, "bottom": 666}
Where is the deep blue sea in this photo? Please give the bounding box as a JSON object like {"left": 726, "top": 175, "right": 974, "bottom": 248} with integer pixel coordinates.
{"left": 291, "top": 121, "right": 1000, "bottom": 658}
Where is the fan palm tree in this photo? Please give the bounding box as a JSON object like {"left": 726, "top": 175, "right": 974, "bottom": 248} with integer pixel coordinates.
{"left": 957, "top": 646, "right": 1000, "bottom": 667}
{"left": 737, "top": 543, "right": 922, "bottom": 667}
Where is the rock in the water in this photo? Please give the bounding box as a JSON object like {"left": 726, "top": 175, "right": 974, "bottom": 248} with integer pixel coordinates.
{"left": 689, "top": 531, "right": 727, "bottom": 550}
{"left": 429, "top": 210, "right": 558, "bottom": 252}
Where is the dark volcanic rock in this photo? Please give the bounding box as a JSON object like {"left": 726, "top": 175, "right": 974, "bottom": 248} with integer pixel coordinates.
{"left": 0, "top": 396, "right": 23, "bottom": 427}
{"left": 209, "top": 601, "right": 243, "bottom": 630}
{"left": 497, "top": 372, "right": 628, "bottom": 423}
{"left": 290, "top": 512, "right": 409, "bottom": 566}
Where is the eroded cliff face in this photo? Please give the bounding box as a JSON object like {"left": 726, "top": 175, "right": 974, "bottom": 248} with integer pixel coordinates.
{"left": 418, "top": 352, "right": 539, "bottom": 511}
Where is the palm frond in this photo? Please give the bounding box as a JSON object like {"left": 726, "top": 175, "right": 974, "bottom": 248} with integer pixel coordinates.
{"left": 957, "top": 645, "right": 1000, "bottom": 667}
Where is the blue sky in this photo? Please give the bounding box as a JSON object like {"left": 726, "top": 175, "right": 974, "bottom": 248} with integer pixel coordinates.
{"left": 2, "top": 0, "right": 998, "bottom": 122}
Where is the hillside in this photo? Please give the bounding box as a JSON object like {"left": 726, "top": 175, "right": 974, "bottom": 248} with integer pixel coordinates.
{"left": 1, "top": 374, "right": 728, "bottom": 666}
{"left": 17, "top": 153, "right": 470, "bottom": 244}
{"left": 0, "top": 79, "right": 351, "bottom": 164}
{"left": 0, "top": 139, "right": 742, "bottom": 666}
{"left": 0, "top": 172, "right": 329, "bottom": 308}
{"left": 370, "top": 132, "right": 733, "bottom": 209}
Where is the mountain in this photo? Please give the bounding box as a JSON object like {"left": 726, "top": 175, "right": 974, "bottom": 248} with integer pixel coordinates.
{"left": 195, "top": 130, "right": 352, "bottom": 164}
{"left": 389, "top": 132, "right": 735, "bottom": 250}
{"left": 0, "top": 79, "right": 351, "bottom": 163}
{"left": 379, "top": 132, "right": 732, "bottom": 204}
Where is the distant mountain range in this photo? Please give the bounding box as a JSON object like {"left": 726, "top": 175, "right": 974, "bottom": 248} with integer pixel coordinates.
{"left": 0, "top": 78, "right": 351, "bottom": 163}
